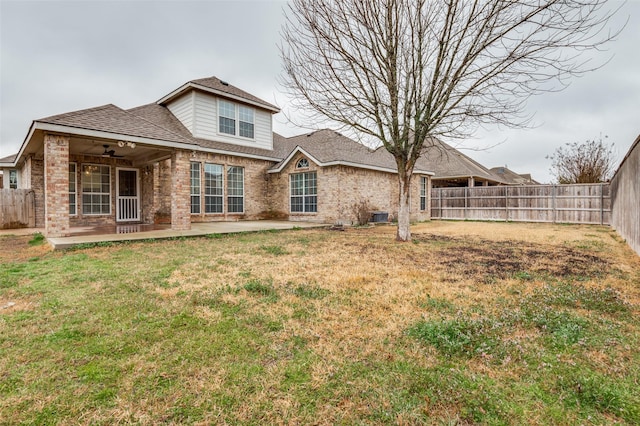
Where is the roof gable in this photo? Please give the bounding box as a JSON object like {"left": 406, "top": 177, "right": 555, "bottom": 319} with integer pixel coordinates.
{"left": 157, "top": 76, "right": 279, "bottom": 112}
{"left": 270, "top": 129, "right": 433, "bottom": 175}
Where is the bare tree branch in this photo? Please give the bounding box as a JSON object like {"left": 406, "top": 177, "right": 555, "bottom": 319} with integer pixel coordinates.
{"left": 279, "top": 0, "right": 621, "bottom": 241}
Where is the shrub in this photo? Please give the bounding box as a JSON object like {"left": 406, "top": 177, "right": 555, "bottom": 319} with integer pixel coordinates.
{"left": 351, "top": 199, "right": 374, "bottom": 226}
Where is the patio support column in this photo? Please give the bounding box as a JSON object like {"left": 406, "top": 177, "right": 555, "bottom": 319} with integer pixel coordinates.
{"left": 170, "top": 150, "right": 191, "bottom": 230}
{"left": 44, "top": 133, "right": 70, "bottom": 237}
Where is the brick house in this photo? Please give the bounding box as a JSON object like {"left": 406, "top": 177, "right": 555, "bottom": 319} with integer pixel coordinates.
{"left": 0, "top": 76, "right": 433, "bottom": 237}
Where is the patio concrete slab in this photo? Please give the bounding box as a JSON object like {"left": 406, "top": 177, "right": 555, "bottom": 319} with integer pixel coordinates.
{"left": 46, "top": 221, "right": 328, "bottom": 250}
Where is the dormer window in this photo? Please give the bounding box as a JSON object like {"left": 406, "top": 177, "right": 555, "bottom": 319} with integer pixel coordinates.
{"left": 219, "top": 100, "right": 236, "bottom": 135}
{"left": 296, "top": 158, "right": 309, "bottom": 169}
{"left": 238, "top": 106, "right": 254, "bottom": 138}
{"left": 218, "top": 99, "right": 255, "bottom": 139}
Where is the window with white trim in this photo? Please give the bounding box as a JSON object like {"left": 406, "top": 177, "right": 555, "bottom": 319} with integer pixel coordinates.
{"left": 69, "top": 163, "right": 77, "bottom": 215}
{"left": 290, "top": 172, "right": 317, "bottom": 213}
{"left": 204, "top": 163, "right": 223, "bottom": 213}
{"left": 218, "top": 100, "right": 236, "bottom": 136}
{"left": 218, "top": 99, "right": 255, "bottom": 139}
{"left": 9, "top": 170, "right": 18, "bottom": 189}
{"left": 227, "top": 166, "right": 244, "bottom": 213}
{"left": 190, "top": 162, "right": 201, "bottom": 214}
{"left": 81, "top": 164, "right": 110, "bottom": 215}
{"left": 238, "top": 105, "right": 254, "bottom": 138}
{"left": 296, "top": 158, "right": 309, "bottom": 169}
{"left": 420, "top": 176, "right": 428, "bottom": 211}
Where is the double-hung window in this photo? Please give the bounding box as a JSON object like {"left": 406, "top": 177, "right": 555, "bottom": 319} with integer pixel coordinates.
{"left": 8, "top": 170, "right": 18, "bottom": 189}
{"left": 190, "top": 162, "right": 201, "bottom": 214}
{"left": 204, "top": 163, "right": 223, "bottom": 213}
{"left": 238, "top": 106, "right": 254, "bottom": 138}
{"left": 290, "top": 172, "right": 317, "bottom": 213}
{"left": 218, "top": 99, "right": 255, "bottom": 139}
{"left": 69, "top": 163, "right": 77, "bottom": 215}
{"left": 218, "top": 100, "right": 236, "bottom": 136}
{"left": 420, "top": 176, "right": 428, "bottom": 211}
{"left": 227, "top": 166, "right": 244, "bottom": 213}
{"left": 82, "top": 164, "right": 110, "bottom": 215}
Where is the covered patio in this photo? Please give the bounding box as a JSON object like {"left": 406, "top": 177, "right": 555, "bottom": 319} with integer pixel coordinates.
{"left": 44, "top": 220, "right": 328, "bottom": 250}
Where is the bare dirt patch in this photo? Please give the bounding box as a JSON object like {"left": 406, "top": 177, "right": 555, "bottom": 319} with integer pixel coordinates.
{"left": 0, "top": 235, "right": 52, "bottom": 263}
{"left": 414, "top": 234, "right": 612, "bottom": 280}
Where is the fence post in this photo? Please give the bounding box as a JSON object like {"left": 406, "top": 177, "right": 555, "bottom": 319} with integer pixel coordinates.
{"left": 552, "top": 185, "right": 557, "bottom": 224}
{"left": 600, "top": 183, "right": 604, "bottom": 225}
{"left": 438, "top": 188, "right": 442, "bottom": 219}
{"left": 505, "top": 186, "right": 509, "bottom": 222}
{"left": 464, "top": 187, "right": 468, "bottom": 220}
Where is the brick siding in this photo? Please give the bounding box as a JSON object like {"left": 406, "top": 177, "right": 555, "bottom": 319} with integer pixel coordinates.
{"left": 44, "top": 134, "right": 70, "bottom": 237}
{"left": 267, "top": 152, "right": 431, "bottom": 224}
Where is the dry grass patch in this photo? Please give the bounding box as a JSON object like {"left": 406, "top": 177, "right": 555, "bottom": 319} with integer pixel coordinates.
{"left": 1, "top": 222, "right": 639, "bottom": 424}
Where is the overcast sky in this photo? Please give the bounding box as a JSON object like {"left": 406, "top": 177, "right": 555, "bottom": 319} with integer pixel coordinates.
{"left": 1, "top": 0, "right": 638, "bottom": 183}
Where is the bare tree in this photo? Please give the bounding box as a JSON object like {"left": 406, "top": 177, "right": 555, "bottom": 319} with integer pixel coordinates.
{"left": 280, "top": 0, "right": 619, "bottom": 241}
{"left": 548, "top": 136, "right": 616, "bottom": 184}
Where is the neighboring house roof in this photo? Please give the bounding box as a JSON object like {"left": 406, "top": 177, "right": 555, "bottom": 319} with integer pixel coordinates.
{"left": 490, "top": 166, "right": 540, "bottom": 185}
{"left": 417, "top": 139, "right": 505, "bottom": 183}
{"left": 157, "top": 76, "right": 279, "bottom": 113}
{"left": 0, "top": 153, "right": 17, "bottom": 165}
{"left": 269, "top": 129, "right": 433, "bottom": 175}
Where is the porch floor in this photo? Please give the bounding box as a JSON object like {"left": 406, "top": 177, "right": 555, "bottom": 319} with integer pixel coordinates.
{"left": 47, "top": 220, "right": 329, "bottom": 250}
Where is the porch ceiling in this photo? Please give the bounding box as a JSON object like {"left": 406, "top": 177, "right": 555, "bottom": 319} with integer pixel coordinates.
{"left": 69, "top": 136, "right": 174, "bottom": 166}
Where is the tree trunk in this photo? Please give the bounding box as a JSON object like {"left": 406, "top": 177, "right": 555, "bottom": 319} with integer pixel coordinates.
{"left": 396, "top": 172, "right": 412, "bottom": 242}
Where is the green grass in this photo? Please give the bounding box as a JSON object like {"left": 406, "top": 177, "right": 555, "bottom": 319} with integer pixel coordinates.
{"left": 1, "top": 223, "right": 638, "bottom": 424}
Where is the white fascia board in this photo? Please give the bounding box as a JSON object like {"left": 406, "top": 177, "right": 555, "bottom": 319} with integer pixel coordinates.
{"left": 267, "top": 146, "right": 320, "bottom": 173}
{"left": 34, "top": 122, "right": 282, "bottom": 162}
{"left": 268, "top": 145, "right": 434, "bottom": 175}
{"left": 157, "top": 82, "right": 280, "bottom": 113}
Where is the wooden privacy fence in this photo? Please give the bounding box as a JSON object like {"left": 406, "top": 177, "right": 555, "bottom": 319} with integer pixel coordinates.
{"left": 0, "top": 189, "right": 36, "bottom": 229}
{"left": 431, "top": 183, "right": 610, "bottom": 225}
{"left": 609, "top": 136, "right": 640, "bottom": 256}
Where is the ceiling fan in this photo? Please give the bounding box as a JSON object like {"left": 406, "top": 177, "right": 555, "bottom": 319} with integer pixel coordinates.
{"left": 101, "top": 145, "right": 124, "bottom": 158}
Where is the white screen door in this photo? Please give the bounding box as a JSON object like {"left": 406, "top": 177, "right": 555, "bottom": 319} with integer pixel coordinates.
{"left": 116, "top": 168, "right": 139, "bottom": 222}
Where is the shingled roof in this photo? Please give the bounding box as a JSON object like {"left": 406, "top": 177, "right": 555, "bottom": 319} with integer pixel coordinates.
{"left": 417, "top": 138, "right": 505, "bottom": 183}
{"left": 157, "top": 76, "right": 279, "bottom": 112}
{"left": 269, "top": 129, "right": 432, "bottom": 174}
{"left": 0, "top": 153, "right": 17, "bottom": 164}
{"left": 37, "top": 104, "right": 192, "bottom": 145}
{"left": 490, "top": 166, "right": 540, "bottom": 185}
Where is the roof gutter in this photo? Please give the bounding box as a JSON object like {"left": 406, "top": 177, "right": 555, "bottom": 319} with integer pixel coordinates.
{"left": 20, "top": 122, "right": 284, "bottom": 163}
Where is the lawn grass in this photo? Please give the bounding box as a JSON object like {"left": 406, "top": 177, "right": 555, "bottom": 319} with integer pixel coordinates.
{"left": 1, "top": 221, "right": 639, "bottom": 424}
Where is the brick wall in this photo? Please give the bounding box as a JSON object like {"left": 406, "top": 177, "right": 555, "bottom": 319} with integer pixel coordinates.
{"left": 29, "top": 157, "right": 45, "bottom": 228}
{"left": 141, "top": 164, "right": 155, "bottom": 224}
{"left": 44, "top": 134, "right": 70, "bottom": 237}
{"left": 151, "top": 159, "right": 172, "bottom": 223}
{"left": 180, "top": 151, "right": 273, "bottom": 222}
{"left": 267, "top": 152, "right": 431, "bottom": 224}
{"left": 68, "top": 155, "right": 135, "bottom": 228}
{"left": 171, "top": 150, "right": 191, "bottom": 230}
